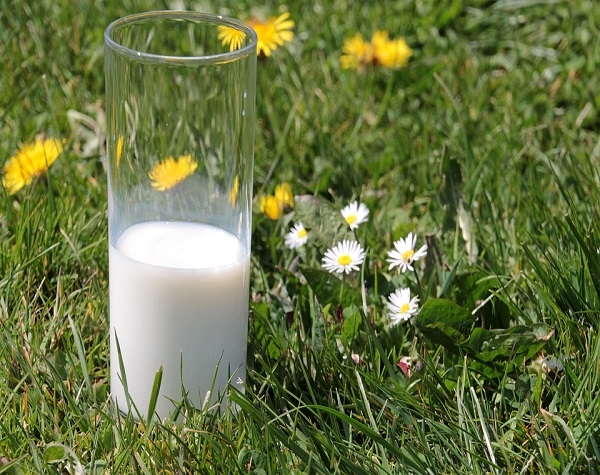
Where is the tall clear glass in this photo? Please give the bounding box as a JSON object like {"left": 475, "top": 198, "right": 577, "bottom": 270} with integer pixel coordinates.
{"left": 104, "top": 11, "right": 257, "bottom": 420}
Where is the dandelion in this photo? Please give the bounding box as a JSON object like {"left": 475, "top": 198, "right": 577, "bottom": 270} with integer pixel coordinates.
{"left": 249, "top": 12, "right": 294, "bottom": 57}
{"left": 387, "top": 231, "right": 428, "bottom": 273}
{"left": 259, "top": 194, "right": 281, "bottom": 219}
{"left": 217, "top": 25, "right": 246, "bottom": 52}
{"left": 116, "top": 135, "right": 124, "bottom": 166}
{"left": 2, "top": 137, "right": 63, "bottom": 195}
{"left": 341, "top": 200, "right": 369, "bottom": 230}
{"left": 322, "top": 240, "right": 366, "bottom": 274}
{"left": 340, "top": 33, "right": 374, "bottom": 70}
{"left": 229, "top": 175, "right": 240, "bottom": 207}
{"left": 258, "top": 182, "right": 294, "bottom": 220}
{"left": 371, "top": 30, "right": 412, "bottom": 68}
{"left": 274, "top": 182, "right": 294, "bottom": 209}
{"left": 148, "top": 154, "right": 198, "bottom": 191}
{"left": 218, "top": 12, "right": 294, "bottom": 57}
{"left": 387, "top": 287, "right": 419, "bottom": 324}
{"left": 284, "top": 222, "right": 308, "bottom": 249}
{"left": 340, "top": 30, "right": 412, "bottom": 70}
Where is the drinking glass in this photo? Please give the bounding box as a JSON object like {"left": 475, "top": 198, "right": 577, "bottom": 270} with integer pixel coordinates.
{"left": 104, "top": 11, "right": 257, "bottom": 420}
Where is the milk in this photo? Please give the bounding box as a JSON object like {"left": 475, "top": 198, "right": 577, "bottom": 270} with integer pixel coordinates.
{"left": 109, "top": 221, "right": 250, "bottom": 419}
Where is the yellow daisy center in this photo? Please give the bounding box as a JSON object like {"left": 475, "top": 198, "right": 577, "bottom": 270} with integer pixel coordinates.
{"left": 402, "top": 249, "right": 415, "bottom": 262}
{"left": 297, "top": 228, "right": 307, "bottom": 238}
{"left": 345, "top": 215, "right": 357, "bottom": 225}
{"left": 400, "top": 303, "right": 410, "bottom": 313}
{"left": 337, "top": 254, "right": 352, "bottom": 266}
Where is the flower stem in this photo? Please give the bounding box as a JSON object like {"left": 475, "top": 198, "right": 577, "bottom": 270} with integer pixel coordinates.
{"left": 339, "top": 274, "right": 346, "bottom": 307}
{"left": 413, "top": 267, "right": 423, "bottom": 298}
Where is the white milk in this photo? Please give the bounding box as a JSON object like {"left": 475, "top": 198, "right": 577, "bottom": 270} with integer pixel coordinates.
{"left": 109, "top": 221, "right": 250, "bottom": 419}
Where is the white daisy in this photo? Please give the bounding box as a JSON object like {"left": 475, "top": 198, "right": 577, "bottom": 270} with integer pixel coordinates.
{"left": 387, "top": 288, "right": 419, "bottom": 324}
{"left": 284, "top": 222, "right": 308, "bottom": 249}
{"left": 386, "top": 231, "right": 428, "bottom": 273}
{"left": 321, "top": 240, "right": 366, "bottom": 274}
{"left": 341, "top": 201, "right": 370, "bottom": 230}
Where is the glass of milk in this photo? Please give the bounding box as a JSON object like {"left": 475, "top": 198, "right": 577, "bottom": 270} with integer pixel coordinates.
{"left": 104, "top": 12, "right": 257, "bottom": 420}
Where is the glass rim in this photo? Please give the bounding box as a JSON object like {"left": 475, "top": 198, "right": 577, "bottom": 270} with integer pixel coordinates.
{"left": 104, "top": 10, "right": 258, "bottom": 65}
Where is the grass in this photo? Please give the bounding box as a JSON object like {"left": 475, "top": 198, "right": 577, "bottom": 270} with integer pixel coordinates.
{"left": 1, "top": 0, "right": 600, "bottom": 473}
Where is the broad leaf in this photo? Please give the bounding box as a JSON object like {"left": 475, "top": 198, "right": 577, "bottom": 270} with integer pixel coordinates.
{"left": 416, "top": 298, "right": 476, "bottom": 352}
{"left": 294, "top": 195, "right": 353, "bottom": 247}
{"left": 301, "top": 266, "right": 362, "bottom": 309}
{"left": 341, "top": 305, "right": 362, "bottom": 347}
{"left": 463, "top": 324, "right": 553, "bottom": 364}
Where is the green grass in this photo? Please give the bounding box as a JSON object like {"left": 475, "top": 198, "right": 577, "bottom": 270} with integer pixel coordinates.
{"left": 2, "top": 0, "right": 600, "bottom": 473}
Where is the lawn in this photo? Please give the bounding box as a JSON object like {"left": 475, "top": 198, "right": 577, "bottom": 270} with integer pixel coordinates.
{"left": 1, "top": 0, "right": 600, "bottom": 473}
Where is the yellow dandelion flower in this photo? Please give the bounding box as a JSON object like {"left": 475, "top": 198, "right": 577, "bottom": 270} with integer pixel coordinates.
{"left": 148, "top": 154, "right": 198, "bottom": 191}
{"left": 248, "top": 12, "right": 294, "bottom": 57}
{"left": 259, "top": 194, "right": 281, "bottom": 220}
{"left": 340, "top": 33, "right": 374, "bottom": 70}
{"left": 218, "top": 12, "right": 294, "bottom": 56}
{"left": 274, "top": 182, "right": 294, "bottom": 209}
{"left": 217, "top": 25, "right": 246, "bottom": 52}
{"left": 116, "top": 135, "right": 124, "bottom": 166}
{"left": 371, "top": 30, "right": 390, "bottom": 58}
{"left": 229, "top": 175, "right": 240, "bottom": 207}
{"left": 258, "top": 182, "right": 294, "bottom": 219}
{"left": 2, "top": 137, "right": 63, "bottom": 195}
{"left": 341, "top": 30, "right": 413, "bottom": 70}
{"left": 372, "top": 30, "right": 412, "bottom": 68}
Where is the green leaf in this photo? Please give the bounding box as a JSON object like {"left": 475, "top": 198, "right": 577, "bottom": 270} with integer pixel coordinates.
{"left": 341, "top": 305, "right": 362, "bottom": 348}
{"left": 438, "top": 0, "right": 463, "bottom": 26}
{"left": 43, "top": 445, "right": 66, "bottom": 463}
{"left": 250, "top": 302, "right": 284, "bottom": 360}
{"left": 146, "top": 365, "right": 163, "bottom": 424}
{"left": 294, "top": 195, "right": 353, "bottom": 247}
{"left": 466, "top": 325, "right": 552, "bottom": 360}
{"left": 452, "top": 272, "right": 512, "bottom": 328}
{"left": 439, "top": 152, "right": 463, "bottom": 232}
{"left": 461, "top": 324, "right": 553, "bottom": 376}
{"left": 416, "top": 299, "right": 476, "bottom": 351}
{"left": 301, "top": 266, "right": 362, "bottom": 309}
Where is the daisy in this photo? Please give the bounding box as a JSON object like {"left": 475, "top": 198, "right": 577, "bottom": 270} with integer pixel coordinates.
{"left": 387, "top": 287, "right": 419, "bottom": 324}
{"left": 148, "top": 154, "right": 198, "bottom": 191}
{"left": 2, "top": 137, "right": 63, "bottom": 195}
{"left": 284, "top": 222, "right": 308, "bottom": 249}
{"left": 387, "top": 232, "right": 428, "bottom": 273}
{"left": 322, "top": 240, "right": 366, "bottom": 274}
{"left": 341, "top": 200, "right": 369, "bottom": 230}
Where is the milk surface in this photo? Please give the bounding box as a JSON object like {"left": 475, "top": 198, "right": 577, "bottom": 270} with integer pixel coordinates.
{"left": 109, "top": 221, "right": 250, "bottom": 419}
